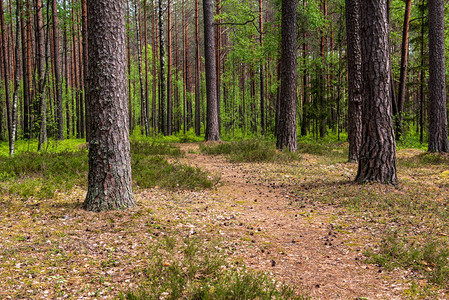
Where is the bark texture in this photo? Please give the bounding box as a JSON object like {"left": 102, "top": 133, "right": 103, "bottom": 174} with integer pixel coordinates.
{"left": 84, "top": 0, "right": 135, "bottom": 212}
{"left": 428, "top": 0, "right": 449, "bottom": 152}
{"left": 276, "top": 0, "right": 297, "bottom": 152}
{"left": 356, "top": 0, "right": 397, "bottom": 185}
{"left": 345, "top": 0, "right": 362, "bottom": 162}
{"left": 203, "top": 0, "right": 220, "bottom": 141}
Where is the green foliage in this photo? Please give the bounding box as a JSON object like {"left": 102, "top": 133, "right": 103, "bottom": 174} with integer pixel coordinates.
{"left": 200, "top": 138, "right": 301, "bottom": 163}
{"left": 0, "top": 138, "right": 215, "bottom": 199}
{"left": 0, "top": 150, "right": 88, "bottom": 199}
{"left": 133, "top": 156, "right": 218, "bottom": 190}
{"left": 120, "top": 237, "right": 307, "bottom": 300}
{"left": 365, "top": 231, "right": 449, "bottom": 286}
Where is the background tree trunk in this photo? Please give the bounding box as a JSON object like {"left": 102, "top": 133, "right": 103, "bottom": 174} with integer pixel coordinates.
{"left": 84, "top": 0, "right": 135, "bottom": 212}
{"left": 203, "top": 0, "right": 220, "bottom": 141}
{"left": 276, "top": 0, "right": 297, "bottom": 152}
{"left": 395, "top": 0, "right": 411, "bottom": 140}
{"left": 52, "top": 0, "right": 64, "bottom": 140}
{"left": 346, "top": 0, "right": 362, "bottom": 162}
{"left": 427, "top": 0, "right": 449, "bottom": 152}
{"left": 194, "top": 0, "right": 201, "bottom": 136}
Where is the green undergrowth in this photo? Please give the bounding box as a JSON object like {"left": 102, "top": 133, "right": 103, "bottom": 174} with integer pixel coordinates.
{"left": 365, "top": 230, "right": 449, "bottom": 286}
{"left": 0, "top": 138, "right": 87, "bottom": 157}
{"left": 0, "top": 140, "right": 215, "bottom": 199}
{"left": 200, "top": 138, "right": 302, "bottom": 163}
{"left": 120, "top": 236, "right": 308, "bottom": 300}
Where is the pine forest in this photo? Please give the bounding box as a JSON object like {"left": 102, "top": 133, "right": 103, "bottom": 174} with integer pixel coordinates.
{"left": 1, "top": 0, "right": 449, "bottom": 298}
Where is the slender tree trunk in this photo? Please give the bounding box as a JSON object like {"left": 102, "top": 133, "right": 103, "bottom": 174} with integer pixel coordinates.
{"left": 276, "top": 0, "right": 297, "bottom": 151}
{"left": 36, "top": 0, "right": 47, "bottom": 150}
{"left": 395, "top": 0, "right": 411, "bottom": 140}
{"left": 182, "top": 0, "right": 187, "bottom": 133}
{"left": 84, "top": 0, "right": 135, "bottom": 212}
{"left": 259, "top": 0, "right": 265, "bottom": 135}
{"left": 419, "top": 2, "right": 425, "bottom": 144}
{"left": 346, "top": 0, "right": 362, "bottom": 162}
{"left": 356, "top": 0, "right": 397, "bottom": 185}
{"left": 52, "top": 0, "right": 64, "bottom": 140}
{"left": 81, "top": 0, "right": 89, "bottom": 140}
{"left": 135, "top": 0, "right": 147, "bottom": 136}
{"left": 20, "top": 0, "right": 31, "bottom": 139}
{"left": 428, "top": 0, "right": 449, "bottom": 152}
{"left": 0, "top": 0, "right": 13, "bottom": 155}
{"left": 11, "top": 0, "right": 21, "bottom": 154}
{"left": 194, "top": 0, "right": 201, "bottom": 136}
{"left": 159, "top": 0, "right": 166, "bottom": 135}
{"left": 215, "top": 0, "right": 221, "bottom": 134}
{"left": 167, "top": 0, "right": 172, "bottom": 135}
{"left": 151, "top": 0, "right": 157, "bottom": 134}
{"left": 144, "top": 0, "right": 150, "bottom": 136}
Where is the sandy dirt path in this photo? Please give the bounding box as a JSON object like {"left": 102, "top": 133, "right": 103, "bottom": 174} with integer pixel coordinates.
{"left": 177, "top": 143, "right": 413, "bottom": 299}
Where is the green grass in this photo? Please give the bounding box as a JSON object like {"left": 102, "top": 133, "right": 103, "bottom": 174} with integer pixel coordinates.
{"left": 200, "top": 138, "right": 302, "bottom": 163}
{"left": 365, "top": 230, "right": 449, "bottom": 286}
{"left": 120, "top": 237, "right": 308, "bottom": 300}
{"left": 0, "top": 140, "right": 216, "bottom": 199}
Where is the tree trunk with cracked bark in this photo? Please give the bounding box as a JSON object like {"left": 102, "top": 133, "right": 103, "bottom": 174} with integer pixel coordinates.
{"left": 84, "top": 0, "right": 135, "bottom": 212}
{"left": 356, "top": 0, "right": 397, "bottom": 185}
{"left": 428, "top": 0, "right": 449, "bottom": 153}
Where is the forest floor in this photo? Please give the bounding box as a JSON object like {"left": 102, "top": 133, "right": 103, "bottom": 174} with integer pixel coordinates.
{"left": 0, "top": 141, "right": 448, "bottom": 299}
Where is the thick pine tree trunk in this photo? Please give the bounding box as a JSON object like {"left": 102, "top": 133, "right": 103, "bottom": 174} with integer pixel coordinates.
{"left": 203, "top": 0, "right": 220, "bottom": 141}
{"left": 428, "top": 0, "right": 449, "bottom": 152}
{"left": 346, "top": 0, "right": 362, "bottom": 162}
{"left": 276, "top": 0, "right": 297, "bottom": 152}
{"left": 84, "top": 0, "right": 135, "bottom": 212}
{"left": 356, "top": 0, "right": 397, "bottom": 185}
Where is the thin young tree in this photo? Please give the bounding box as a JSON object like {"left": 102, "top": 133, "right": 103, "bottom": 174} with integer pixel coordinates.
{"left": 428, "top": 0, "right": 448, "bottom": 152}
{"left": 395, "top": 0, "right": 411, "bottom": 140}
{"left": 276, "top": 0, "right": 297, "bottom": 151}
{"left": 194, "top": 0, "right": 201, "bottom": 136}
{"left": 203, "top": 0, "right": 220, "bottom": 141}
{"left": 159, "top": 0, "right": 167, "bottom": 135}
{"left": 52, "top": 0, "right": 64, "bottom": 140}
{"left": 356, "top": 0, "right": 397, "bottom": 184}
{"left": 0, "top": 0, "right": 13, "bottom": 155}
{"left": 84, "top": 0, "right": 135, "bottom": 212}
{"left": 36, "top": 0, "right": 47, "bottom": 150}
